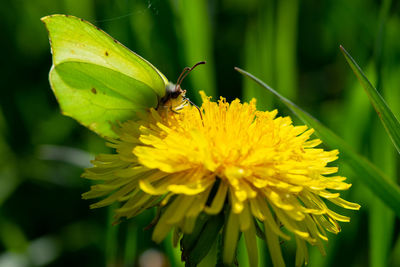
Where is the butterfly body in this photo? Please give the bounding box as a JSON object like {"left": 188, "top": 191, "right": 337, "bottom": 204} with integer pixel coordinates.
{"left": 158, "top": 83, "right": 188, "bottom": 111}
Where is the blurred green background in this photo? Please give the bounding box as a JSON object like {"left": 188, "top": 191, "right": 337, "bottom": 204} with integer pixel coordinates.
{"left": 1, "top": 0, "right": 399, "bottom": 266}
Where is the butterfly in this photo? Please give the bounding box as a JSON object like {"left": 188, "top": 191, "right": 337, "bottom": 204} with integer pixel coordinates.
{"left": 42, "top": 14, "right": 203, "bottom": 138}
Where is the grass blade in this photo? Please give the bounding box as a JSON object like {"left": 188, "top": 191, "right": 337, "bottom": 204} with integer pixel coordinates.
{"left": 235, "top": 67, "right": 400, "bottom": 218}
{"left": 276, "top": 0, "right": 299, "bottom": 100}
{"left": 174, "top": 0, "right": 217, "bottom": 102}
{"left": 369, "top": 1, "right": 395, "bottom": 266}
{"left": 340, "top": 45, "right": 400, "bottom": 154}
{"left": 242, "top": 6, "right": 274, "bottom": 110}
{"left": 370, "top": 122, "right": 396, "bottom": 267}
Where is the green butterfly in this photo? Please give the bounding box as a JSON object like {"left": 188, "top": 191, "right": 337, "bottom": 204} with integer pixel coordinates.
{"left": 42, "top": 14, "right": 201, "bottom": 138}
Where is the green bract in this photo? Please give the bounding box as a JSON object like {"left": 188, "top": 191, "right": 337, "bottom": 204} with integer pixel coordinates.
{"left": 42, "top": 14, "right": 170, "bottom": 138}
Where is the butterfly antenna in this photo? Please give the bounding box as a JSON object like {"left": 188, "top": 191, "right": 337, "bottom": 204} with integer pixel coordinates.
{"left": 176, "top": 67, "right": 191, "bottom": 88}
{"left": 176, "top": 61, "right": 206, "bottom": 89}
{"left": 176, "top": 61, "right": 206, "bottom": 125}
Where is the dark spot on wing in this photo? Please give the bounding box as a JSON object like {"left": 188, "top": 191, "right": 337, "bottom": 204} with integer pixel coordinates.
{"left": 91, "top": 88, "right": 97, "bottom": 94}
{"left": 113, "top": 39, "right": 118, "bottom": 44}
{"left": 105, "top": 51, "right": 109, "bottom": 56}
{"left": 80, "top": 18, "right": 84, "bottom": 21}
{"left": 95, "top": 26, "right": 100, "bottom": 30}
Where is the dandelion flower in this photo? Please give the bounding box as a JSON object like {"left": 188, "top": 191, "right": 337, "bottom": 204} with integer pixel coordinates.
{"left": 82, "top": 91, "right": 360, "bottom": 267}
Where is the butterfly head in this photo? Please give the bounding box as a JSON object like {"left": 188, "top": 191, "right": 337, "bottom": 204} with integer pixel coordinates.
{"left": 158, "top": 61, "right": 206, "bottom": 112}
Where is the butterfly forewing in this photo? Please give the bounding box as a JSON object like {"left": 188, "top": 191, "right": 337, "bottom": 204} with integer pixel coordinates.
{"left": 42, "top": 14, "right": 169, "bottom": 137}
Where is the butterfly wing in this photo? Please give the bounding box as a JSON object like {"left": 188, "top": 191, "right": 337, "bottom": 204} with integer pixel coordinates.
{"left": 42, "top": 14, "right": 168, "bottom": 138}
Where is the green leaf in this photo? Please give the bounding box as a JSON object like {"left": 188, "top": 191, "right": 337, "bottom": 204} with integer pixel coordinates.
{"left": 235, "top": 67, "right": 400, "bottom": 218}
{"left": 42, "top": 15, "right": 169, "bottom": 137}
{"left": 340, "top": 45, "right": 400, "bottom": 154}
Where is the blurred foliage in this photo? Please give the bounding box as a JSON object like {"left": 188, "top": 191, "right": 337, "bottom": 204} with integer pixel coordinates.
{"left": 0, "top": 0, "right": 399, "bottom": 266}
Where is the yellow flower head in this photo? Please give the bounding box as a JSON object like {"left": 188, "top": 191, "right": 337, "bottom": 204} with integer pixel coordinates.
{"left": 82, "top": 92, "right": 359, "bottom": 267}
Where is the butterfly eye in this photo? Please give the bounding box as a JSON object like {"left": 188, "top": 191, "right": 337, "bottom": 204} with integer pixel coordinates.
{"left": 170, "top": 91, "right": 182, "bottom": 99}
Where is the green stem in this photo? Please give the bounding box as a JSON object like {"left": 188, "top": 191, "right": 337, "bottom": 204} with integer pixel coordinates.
{"left": 106, "top": 204, "right": 119, "bottom": 267}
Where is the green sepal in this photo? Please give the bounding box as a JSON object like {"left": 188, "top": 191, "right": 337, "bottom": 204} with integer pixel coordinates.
{"left": 181, "top": 212, "right": 225, "bottom": 266}
{"left": 181, "top": 213, "right": 210, "bottom": 254}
